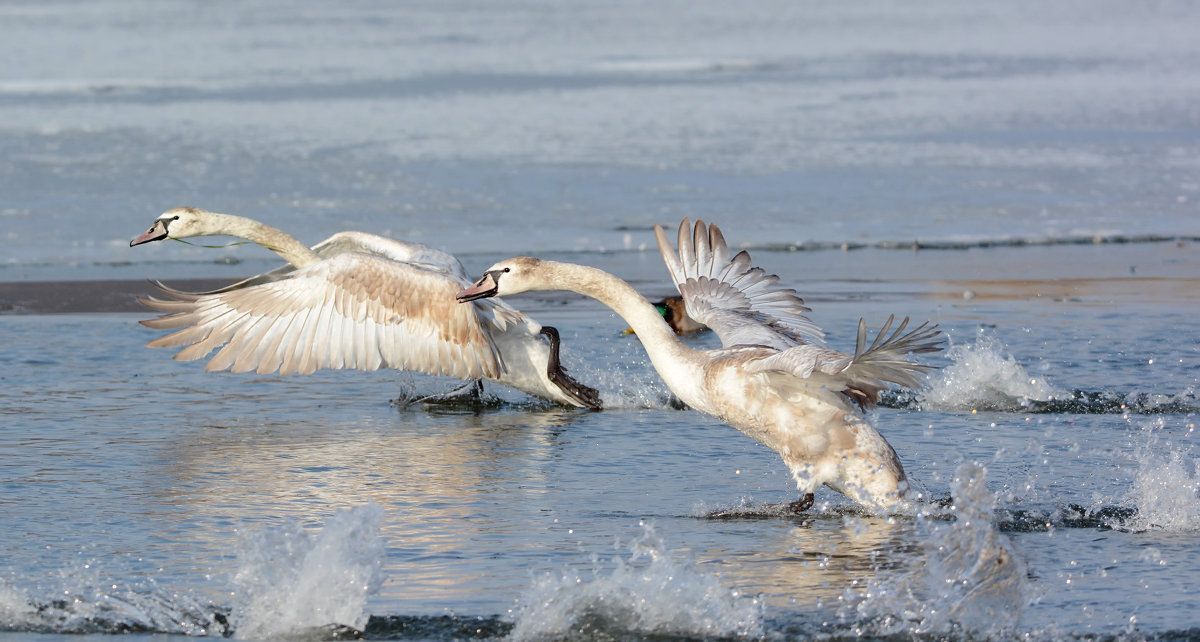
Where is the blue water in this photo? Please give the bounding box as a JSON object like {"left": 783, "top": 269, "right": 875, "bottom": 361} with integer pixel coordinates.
{"left": 3, "top": 1, "right": 1200, "bottom": 640}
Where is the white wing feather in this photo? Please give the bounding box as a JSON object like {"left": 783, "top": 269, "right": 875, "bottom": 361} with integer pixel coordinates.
{"left": 745, "top": 315, "right": 942, "bottom": 407}
{"left": 139, "top": 252, "right": 505, "bottom": 379}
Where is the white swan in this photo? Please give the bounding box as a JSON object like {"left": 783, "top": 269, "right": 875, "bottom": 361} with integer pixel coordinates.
{"left": 458, "top": 218, "right": 941, "bottom": 511}
{"left": 129, "top": 207, "right": 600, "bottom": 408}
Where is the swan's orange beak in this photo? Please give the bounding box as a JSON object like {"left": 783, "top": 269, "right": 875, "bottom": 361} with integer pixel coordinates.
{"left": 456, "top": 272, "right": 498, "bottom": 303}
{"left": 130, "top": 220, "right": 170, "bottom": 247}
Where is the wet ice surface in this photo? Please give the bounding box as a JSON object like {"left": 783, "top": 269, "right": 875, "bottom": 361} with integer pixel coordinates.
{"left": 3, "top": 0, "right": 1200, "bottom": 639}
{"left": 3, "top": 0, "right": 1200, "bottom": 279}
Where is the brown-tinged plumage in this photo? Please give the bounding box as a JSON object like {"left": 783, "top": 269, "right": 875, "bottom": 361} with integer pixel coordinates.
{"left": 458, "top": 219, "right": 941, "bottom": 511}
{"left": 130, "top": 207, "right": 600, "bottom": 408}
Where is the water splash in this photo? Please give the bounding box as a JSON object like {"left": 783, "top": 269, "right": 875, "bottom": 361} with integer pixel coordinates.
{"left": 0, "top": 583, "right": 36, "bottom": 631}
{"left": 230, "top": 503, "right": 386, "bottom": 639}
{"left": 0, "top": 568, "right": 222, "bottom": 636}
{"left": 919, "top": 333, "right": 1063, "bottom": 412}
{"left": 1118, "top": 420, "right": 1200, "bottom": 532}
{"left": 506, "top": 523, "right": 763, "bottom": 641}
{"left": 845, "top": 462, "right": 1032, "bottom": 636}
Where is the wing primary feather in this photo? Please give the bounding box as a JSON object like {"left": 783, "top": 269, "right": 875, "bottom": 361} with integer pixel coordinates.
{"left": 693, "top": 220, "right": 713, "bottom": 278}
{"left": 655, "top": 224, "right": 686, "bottom": 291}
{"left": 677, "top": 218, "right": 696, "bottom": 281}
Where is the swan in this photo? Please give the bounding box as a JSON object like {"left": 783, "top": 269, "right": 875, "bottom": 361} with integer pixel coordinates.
{"left": 458, "top": 218, "right": 942, "bottom": 511}
{"left": 128, "top": 207, "right": 601, "bottom": 408}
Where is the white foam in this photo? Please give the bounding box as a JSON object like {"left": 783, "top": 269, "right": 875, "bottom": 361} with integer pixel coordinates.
{"left": 846, "top": 462, "right": 1033, "bottom": 635}
{"left": 0, "top": 566, "right": 220, "bottom": 636}
{"left": 0, "top": 581, "right": 36, "bottom": 630}
{"left": 506, "top": 523, "right": 763, "bottom": 641}
{"left": 230, "top": 503, "right": 385, "bottom": 638}
{"left": 920, "top": 332, "right": 1063, "bottom": 411}
{"left": 1121, "top": 420, "right": 1200, "bottom": 532}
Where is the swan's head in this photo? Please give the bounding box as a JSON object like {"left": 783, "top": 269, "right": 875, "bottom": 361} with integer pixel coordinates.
{"left": 456, "top": 257, "right": 542, "bottom": 302}
{"left": 130, "top": 207, "right": 216, "bottom": 246}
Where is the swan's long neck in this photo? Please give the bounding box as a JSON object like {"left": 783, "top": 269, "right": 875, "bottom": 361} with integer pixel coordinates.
{"left": 200, "top": 212, "right": 321, "bottom": 268}
{"left": 535, "top": 260, "right": 704, "bottom": 401}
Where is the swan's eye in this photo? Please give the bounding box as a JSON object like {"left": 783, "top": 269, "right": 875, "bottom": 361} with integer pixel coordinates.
{"left": 503, "top": 267, "right": 510, "bottom": 273}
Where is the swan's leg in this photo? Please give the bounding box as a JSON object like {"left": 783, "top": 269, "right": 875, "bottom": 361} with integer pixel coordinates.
{"left": 539, "top": 326, "right": 602, "bottom": 409}
{"left": 787, "top": 493, "right": 815, "bottom": 513}
{"left": 411, "top": 378, "right": 485, "bottom": 404}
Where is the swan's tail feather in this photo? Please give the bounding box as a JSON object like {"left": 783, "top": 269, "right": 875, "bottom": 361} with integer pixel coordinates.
{"left": 849, "top": 315, "right": 943, "bottom": 393}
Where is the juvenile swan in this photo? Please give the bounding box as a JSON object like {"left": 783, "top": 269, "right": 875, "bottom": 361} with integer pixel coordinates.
{"left": 458, "top": 219, "right": 941, "bottom": 511}
{"left": 129, "top": 207, "right": 600, "bottom": 408}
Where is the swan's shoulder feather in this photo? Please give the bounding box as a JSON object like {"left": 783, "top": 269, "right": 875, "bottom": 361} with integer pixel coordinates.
{"left": 745, "top": 315, "right": 942, "bottom": 407}
{"left": 656, "top": 218, "right": 824, "bottom": 350}
{"left": 298, "top": 232, "right": 537, "bottom": 333}
{"left": 139, "top": 251, "right": 505, "bottom": 379}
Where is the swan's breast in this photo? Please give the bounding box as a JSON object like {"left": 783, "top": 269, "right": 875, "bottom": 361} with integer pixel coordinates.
{"left": 703, "top": 360, "right": 856, "bottom": 461}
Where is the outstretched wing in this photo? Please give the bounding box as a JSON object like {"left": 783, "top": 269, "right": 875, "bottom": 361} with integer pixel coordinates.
{"left": 655, "top": 218, "right": 824, "bottom": 350}
{"left": 138, "top": 252, "right": 506, "bottom": 378}
{"left": 746, "top": 315, "right": 942, "bottom": 408}
{"left": 153, "top": 230, "right": 536, "bottom": 335}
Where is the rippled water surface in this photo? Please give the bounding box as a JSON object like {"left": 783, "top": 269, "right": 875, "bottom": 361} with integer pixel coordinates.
{"left": 3, "top": 1, "right": 1200, "bottom": 640}
{"left": 4, "top": 243, "right": 1200, "bottom": 641}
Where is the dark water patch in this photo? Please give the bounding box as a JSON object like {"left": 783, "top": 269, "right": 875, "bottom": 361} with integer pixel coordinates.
{"left": 362, "top": 614, "right": 512, "bottom": 640}
{"left": 0, "top": 278, "right": 231, "bottom": 314}
{"left": 0, "top": 597, "right": 230, "bottom": 637}
{"left": 881, "top": 389, "right": 1200, "bottom": 414}
{"left": 750, "top": 234, "right": 1200, "bottom": 253}
{"left": 995, "top": 504, "right": 1138, "bottom": 533}
{"left": 771, "top": 618, "right": 1200, "bottom": 642}
{"left": 700, "top": 502, "right": 873, "bottom": 522}
{"left": 701, "top": 499, "right": 1142, "bottom": 533}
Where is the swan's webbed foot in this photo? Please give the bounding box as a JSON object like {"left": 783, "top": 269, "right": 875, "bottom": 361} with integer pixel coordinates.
{"left": 540, "top": 326, "right": 602, "bottom": 410}
{"left": 407, "top": 379, "right": 487, "bottom": 405}
{"left": 787, "top": 493, "right": 816, "bottom": 514}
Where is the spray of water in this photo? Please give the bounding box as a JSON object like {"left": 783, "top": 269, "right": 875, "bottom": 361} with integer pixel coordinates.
{"left": 0, "top": 566, "right": 221, "bottom": 636}
{"left": 845, "top": 462, "right": 1033, "bottom": 637}
{"left": 1119, "top": 419, "right": 1200, "bottom": 532}
{"left": 230, "top": 503, "right": 385, "bottom": 639}
{"left": 0, "top": 582, "right": 36, "bottom": 631}
{"left": 920, "top": 332, "right": 1062, "bottom": 412}
{"left": 506, "top": 523, "right": 763, "bottom": 641}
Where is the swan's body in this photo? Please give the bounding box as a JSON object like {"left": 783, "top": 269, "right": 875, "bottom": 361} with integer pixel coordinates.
{"left": 458, "top": 219, "right": 941, "bottom": 510}
{"left": 129, "top": 207, "right": 600, "bottom": 408}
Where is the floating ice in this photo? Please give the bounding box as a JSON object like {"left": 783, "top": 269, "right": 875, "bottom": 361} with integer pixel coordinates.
{"left": 506, "top": 523, "right": 763, "bottom": 641}
{"left": 846, "top": 462, "right": 1032, "bottom": 636}
{"left": 230, "top": 503, "right": 386, "bottom": 639}
{"left": 920, "top": 333, "right": 1062, "bottom": 412}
